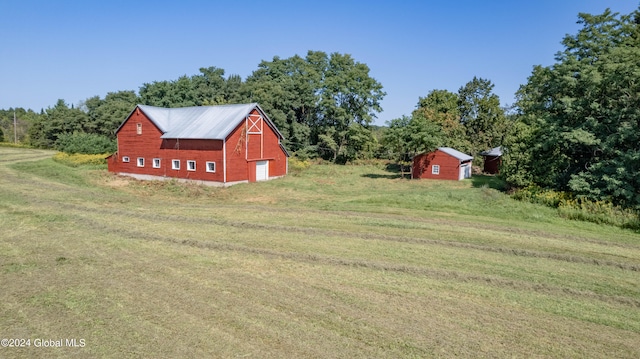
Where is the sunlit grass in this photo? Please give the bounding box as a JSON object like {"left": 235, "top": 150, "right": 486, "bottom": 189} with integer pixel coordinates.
{"left": 1, "top": 147, "right": 639, "bottom": 358}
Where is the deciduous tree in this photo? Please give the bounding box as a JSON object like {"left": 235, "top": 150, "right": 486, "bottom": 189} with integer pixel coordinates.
{"left": 458, "top": 77, "right": 507, "bottom": 155}
{"left": 505, "top": 8, "right": 640, "bottom": 209}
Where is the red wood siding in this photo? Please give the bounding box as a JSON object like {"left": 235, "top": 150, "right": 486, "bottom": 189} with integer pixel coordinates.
{"left": 482, "top": 155, "right": 501, "bottom": 174}
{"left": 108, "top": 108, "right": 164, "bottom": 175}
{"left": 412, "top": 150, "right": 464, "bottom": 181}
{"left": 108, "top": 106, "right": 288, "bottom": 184}
{"left": 224, "top": 109, "right": 288, "bottom": 182}
{"left": 225, "top": 121, "right": 249, "bottom": 182}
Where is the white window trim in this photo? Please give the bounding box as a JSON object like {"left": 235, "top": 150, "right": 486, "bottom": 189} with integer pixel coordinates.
{"left": 432, "top": 165, "right": 440, "bottom": 175}
{"left": 122, "top": 156, "right": 130, "bottom": 163}
{"left": 137, "top": 157, "right": 144, "bottom": 167}
{"left": 187, "top": 160, "right": 196, "bottom": 171}
{"left": 152, "top": 158, "right": 161, "bottom": 168}
{"left": 206, "top": 161, "right": 216, "bottom": 173}
{"left": 136, "top": 123, "right": 142, "bottom": 135}
{"left": 172, "top": 159, "right": 180, "bottom": 170}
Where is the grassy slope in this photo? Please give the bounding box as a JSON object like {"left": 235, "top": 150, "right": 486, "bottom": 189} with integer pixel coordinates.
{"left": 1, "top": 147, "right": 639, "bottom": 358}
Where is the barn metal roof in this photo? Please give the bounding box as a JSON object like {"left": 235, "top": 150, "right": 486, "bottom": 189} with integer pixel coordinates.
{"left": 135, "top": 103, "right": 282, "bottom": 140}
{"left": 438, "top": 147, "right": 473, "bottom": 162}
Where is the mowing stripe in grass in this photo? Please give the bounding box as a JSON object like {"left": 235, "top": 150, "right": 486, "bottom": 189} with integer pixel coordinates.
{"left": 44, "top": 210, "right": 638, "bottom": 313}
{"left": 17, "top": 195, "right": 640, "bottom": 274}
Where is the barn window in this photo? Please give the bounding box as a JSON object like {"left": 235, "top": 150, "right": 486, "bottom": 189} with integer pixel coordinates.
{"left": 136, "top": 123, "right": 142, "bottom": 135}
{"left": 206, "top": 161, "right": 216, "bottom": 173}
{"left": 137, "top": 157, "right": 145, "bottom": 167}
{"left": 122, "top": 156, "right": 130, "bottom": 163}
{"left": 187, "top": 160, "right": 196, "bottom": 171}
{"left": 432, "top": 165, "right": 440, "bottom": 175}
{"left": 153, "top": 158, "right": 161, "bottom": 168}
{"left": 172, "top": 159, "right": 180, "bottom": 170}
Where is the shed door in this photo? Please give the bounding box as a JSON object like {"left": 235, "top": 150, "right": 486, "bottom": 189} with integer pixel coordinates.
{"left": 256, "top": 160, "right": 269, "bottom": 181}
{"left": 459, "top": 163, "right": 470, "bottom": 180}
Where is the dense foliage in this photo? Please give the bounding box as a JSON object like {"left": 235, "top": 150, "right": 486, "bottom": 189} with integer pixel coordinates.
{"left": 20, "top": 51, "right": 384, "bottom": 161}
{"left": 502, "top": 8, "right": 640, "bottom": 210}
{"left": 27, "top": 93, "right": 139, "bottom": 151}
{"left": 0, "top": 108, "right": 39, "bottom": 143}
{"left": 242, "top": 51, "right": 385, "bottom": 163}
{"left": 54, "top": 132, "right": 116, "bottom": 154}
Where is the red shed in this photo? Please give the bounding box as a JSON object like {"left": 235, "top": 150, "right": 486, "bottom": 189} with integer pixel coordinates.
{"left": 412, "top": 147, "right": 473, "bottom": 181}
{"left": 479, "top": 146, "right": 503, "bottom": 174}
{"left": 107, "top": 103, "right": 289, "bottom": 186}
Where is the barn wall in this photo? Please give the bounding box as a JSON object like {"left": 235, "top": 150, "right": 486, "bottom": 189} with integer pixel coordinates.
{"left": 109, "top": 109, "right": 165, "bottom": 176}
{"left": 483, "top": 155, "right": 501, "bottom": 174}
{"left": 262, "top": 122, "right": 287, "bottom": 178}
{"left": 412, "top": 150, "right": 461, "bottom": 180}
{"left": 156, "top": 139, "right": 225, "bottom": 182}
{"left": 225, "top": 108, "right": 288, "bottom": 182}
{"left": 225, "top": 121, "right": 249, "bottom": 182}
{"left": 110, "top": 110, "right": 226, "bottom": 182}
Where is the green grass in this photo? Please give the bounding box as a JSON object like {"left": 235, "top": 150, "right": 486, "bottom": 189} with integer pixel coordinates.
{"left": 1, "top": 147, "right": 639, "bottom": 358}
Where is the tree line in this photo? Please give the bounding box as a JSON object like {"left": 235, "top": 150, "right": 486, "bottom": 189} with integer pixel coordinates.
{"left": 1, "top": 49, "right": 502, "bottom": 163}
{"left": 1, "top": 7, "right": 638, "bottom": 210}
{"left": 2, "top": 51, "right": 386, "bottom": 161}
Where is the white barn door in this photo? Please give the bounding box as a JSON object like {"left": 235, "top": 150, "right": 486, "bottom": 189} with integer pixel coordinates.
{"left": 256, "top": 160, "right": 269, "bottom": 181}
{"left": 459, "top": 163, "right": 471, "bottom": 180}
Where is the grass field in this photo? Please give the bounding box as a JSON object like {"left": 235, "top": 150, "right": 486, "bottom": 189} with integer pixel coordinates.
{"left": 1, "top": 147, "right": 639, "bottom": 358}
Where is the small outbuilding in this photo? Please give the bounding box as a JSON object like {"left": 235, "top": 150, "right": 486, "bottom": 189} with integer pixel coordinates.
{"left": 107, "top": 103, "right": 289, "bottom": 186}
{"left": 412, "top": 147, "right": 473, "bottom": 181}
{"left": 479, "top": 146, "right": 503, "bottom": 174}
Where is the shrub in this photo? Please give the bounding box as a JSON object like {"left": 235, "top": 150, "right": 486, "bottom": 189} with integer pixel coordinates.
{"left": 512, "top": 186, "right": 640, "bottom": 230}
{"left": 54, "top": 132, "right": 116, "bottom": 154}
{"left": 53, "top": 152, "right": 109, "bottom": 167}
{"left": 288, "top": 157, "right": 311, "bottom": 175}
{"left": 558, "top": 197, "right": 640, "bottom": 230}
{"left": 511, "top": 186, "right": 572, "bottom": 208}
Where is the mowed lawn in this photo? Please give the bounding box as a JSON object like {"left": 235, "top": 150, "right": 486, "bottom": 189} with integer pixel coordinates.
{"left": 1, "top": 147, "right": 639, "bottom": 358}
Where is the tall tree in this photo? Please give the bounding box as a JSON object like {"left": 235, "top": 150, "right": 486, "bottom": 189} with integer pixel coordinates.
{"left": 28, "top": 99, "right": 89, "bottom": 148}
{"left": 381, "top": 113, "right": 443, "bottom": 177}
{"left": 245, "top": 51, "right": 385, "bottom": 162}
{"left": 317, "top": 52, "right": 385, "bottom": 162}
{"left": 458, "top": 77, "right": 507, "bottom": 154}
{"left": 244, "top": 53, "right": 320, "bottom": 153}
{"left": 413, "top": 89, "right": 471, "bottom": 154}
{"left": 139, "top": 67, "right": 245, "bottom": 108}
{"left": 81, "top": 90, "right": 140, "bottom": 137}
{"left": 0, "top": 108, "right": 42, "bottom": 143}
{"left": 504, "top": 8, "right": 640, "bottom": 209}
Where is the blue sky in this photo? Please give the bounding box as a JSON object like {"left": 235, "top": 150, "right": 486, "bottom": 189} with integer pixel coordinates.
{"left": 1, "top": 0, "right": 638, "bottom": 125}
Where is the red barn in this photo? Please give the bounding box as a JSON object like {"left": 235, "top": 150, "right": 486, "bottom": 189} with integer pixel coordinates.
{"left": 412, "top": 147, "right": 473, "bottom": 181}
{"left": 107, "top": 103, "right": 289, "bottom": 186}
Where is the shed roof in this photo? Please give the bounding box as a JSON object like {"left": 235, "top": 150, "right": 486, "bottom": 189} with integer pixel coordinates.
{"left": 438, "top": 147, "right": 473, "bottom": 162}
{"left": 479, "top": 146, "right": 503, "bottom": 157}
{"left": 124, "top": 103, "right": 282, "bottom": 140}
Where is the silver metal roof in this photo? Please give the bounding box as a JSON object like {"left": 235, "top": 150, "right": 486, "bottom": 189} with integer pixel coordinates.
{"left": 479, "top": 146, "right": 503, "bottom": 157}
{"left": 136, "top": 103, "right": 279, "bottom": 140}
{"left": 439, "top": 147, "right": 473, "bottom": 162}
